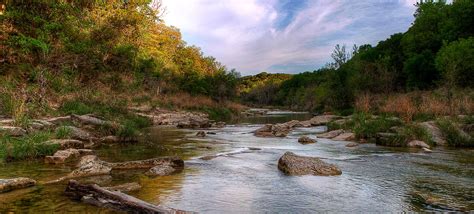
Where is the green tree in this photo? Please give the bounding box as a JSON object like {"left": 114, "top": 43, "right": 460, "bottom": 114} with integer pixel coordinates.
{"left": 436, "top": 37, "right": 474, "bottom": 88}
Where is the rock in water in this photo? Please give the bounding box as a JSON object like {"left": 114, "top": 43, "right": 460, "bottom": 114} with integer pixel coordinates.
{"left": 407, "top": 140, "right": 430, "bottom": 149}
{"left": 345, "top": 142, "right": 359, "bottom": 147}
{"left": 332, "top": 132, "right": 356, "bottom": 141}
{"left": 298, "top": 136, "right": 316, "bottom": 144}
{"left": 278, "top": 152, "right": 342, "bottom": 176}
{"left": 0, "top": 178, "right": 36, "bottom": 193}
{"left": 317, "top": 129, "right": 344, "bottom": 139}
{"left": 146, "top": 165, "right": 180, "bottom": 176}
{"left": 105, "top": 182, "right": 142, "bottom": 193}
{"left": 68, "top": 155, "right": 112, "bottom": 178}
{"left": 45, "top": 149, "right": 94, "bottom": 164}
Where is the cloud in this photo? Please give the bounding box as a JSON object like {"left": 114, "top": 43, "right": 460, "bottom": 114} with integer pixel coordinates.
{"left": 161, "top": 0, "right": 418, "bottom": 75}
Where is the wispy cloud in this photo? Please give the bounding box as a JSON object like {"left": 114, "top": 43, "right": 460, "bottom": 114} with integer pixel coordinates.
{"left": 161, "top": 0, "right": 417, "bottom": 75}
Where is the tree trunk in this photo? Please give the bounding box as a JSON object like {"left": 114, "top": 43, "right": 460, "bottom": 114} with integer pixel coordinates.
{"left": 64, "top": 180, "right": 191, "bottom": 214}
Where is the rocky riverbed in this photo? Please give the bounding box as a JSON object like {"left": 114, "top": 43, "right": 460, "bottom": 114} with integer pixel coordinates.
{"left": 0, "top": 110, "right": 473, "bottom": 212}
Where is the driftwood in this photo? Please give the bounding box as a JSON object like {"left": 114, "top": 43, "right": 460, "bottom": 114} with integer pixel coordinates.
{"left": 65, "top": 180, "right": 191, "bottom": 214}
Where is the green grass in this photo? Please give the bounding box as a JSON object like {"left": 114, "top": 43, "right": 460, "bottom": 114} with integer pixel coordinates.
{"left": 0, "top": 131, "right": 59, "bottom": 162}
{"left": 350, "top": 112, "right": 402, "bottom": 139}
{"left": 436, "top": 119, "right": 474, "bottom": 147}
{"left": 54, "top": 126, "right": 72, "bottom": 139}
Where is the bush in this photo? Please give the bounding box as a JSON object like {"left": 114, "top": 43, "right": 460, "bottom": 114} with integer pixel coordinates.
{"left": 400, "top": 123, "right": 433, "bottom": 145}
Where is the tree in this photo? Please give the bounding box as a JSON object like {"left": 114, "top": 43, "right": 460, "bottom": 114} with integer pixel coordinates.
{"left": 436, "top": 37, "right": 474, "bottom": 88}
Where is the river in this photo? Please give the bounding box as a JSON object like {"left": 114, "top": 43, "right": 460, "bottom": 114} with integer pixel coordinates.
{"left": 0, "top": 111, "right": 473, "bottom": 213}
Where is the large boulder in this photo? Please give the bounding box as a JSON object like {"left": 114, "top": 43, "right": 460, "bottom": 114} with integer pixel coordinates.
{"left": 44, "top": 139, "right": 84, "bottom": 149}
{"left": 419, "top": 121, "right": 447, "bottom": 146}
{"left": 317, "top": 129, "right": 344, "bottom": 139}
{"left": 0, "top": 178, "right": 36, "bottom": 193}
{"left": 332, "top": 132, "right": 356, "bottom": 141}
{"left": 277, "top": 152, "right": 342, "bottom": 176}
{"left": 298, "top": 136, "right": 316, "bottom": 144}
{"left": 0, "top": 126, "right": 26, "bottom": 137}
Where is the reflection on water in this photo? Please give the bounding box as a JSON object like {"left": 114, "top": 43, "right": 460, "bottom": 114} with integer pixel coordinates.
{"left": 0, "top": 113, "right": 473, "bottom": 212}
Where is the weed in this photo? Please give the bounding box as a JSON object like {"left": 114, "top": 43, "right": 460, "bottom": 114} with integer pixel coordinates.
{"left": 436, "top": 119, "right": 473, "bottom": 147}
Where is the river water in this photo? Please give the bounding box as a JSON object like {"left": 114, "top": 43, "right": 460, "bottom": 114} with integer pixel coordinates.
{"left": 1, "top": 112, "right": 473, "bottom": 213}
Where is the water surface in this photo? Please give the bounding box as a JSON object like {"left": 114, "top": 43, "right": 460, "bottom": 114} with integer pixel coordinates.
{"left": 0, "top": 113, "right": 473, "bottom": 213}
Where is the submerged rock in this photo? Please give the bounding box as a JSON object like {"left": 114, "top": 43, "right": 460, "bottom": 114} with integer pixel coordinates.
{"left": 298, "top": 136, "right": 316, "bottom": 144}
{"left": 277, "top": 152, "right": 342, "bottom": 176}
{"left": 146, "top": 165, "right": 180, "bottom": 176}
{"left": 110, "top": 156, "right": 184, "bottom": 170}
{"left": 105, "top": 182, "right": 142, "bottom": 193}
{"left": 0, "top": 178, "right": 36, "bottom": 193}
{"left": 196, "top": 131, "right": 206, "bottom": 137}
{"left": 345, "top": 142, "right": 359, "bottom": 147}
{"left": 317, "top": 129, "right": 344, "bottom": 139}
{"left": 0, "top": 126, "right": 26, "bottom": 137}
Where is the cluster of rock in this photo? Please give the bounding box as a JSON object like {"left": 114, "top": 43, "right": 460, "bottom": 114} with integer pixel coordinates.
{"left": 131, "top": 106, "right": 225, "bottom": 129}
{"left": 48, "top": 155, "right": 184, "bottom": 183}
{"left": 254, "top": 115, "right": 341, "bottom": 138}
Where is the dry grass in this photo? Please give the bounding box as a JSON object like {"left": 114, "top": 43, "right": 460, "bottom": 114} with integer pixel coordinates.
{"left": 355, "top": 89, "right": 474, "bottom": 122}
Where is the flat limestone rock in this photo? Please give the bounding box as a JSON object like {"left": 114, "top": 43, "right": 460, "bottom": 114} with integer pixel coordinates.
{"left": 332, "top": 132, "right": 356, "bottom": 141}
{"left": 317, "top": 129, "right": 344, "bottom": 139}
{"left": 45, "top": 149, "right": 94, "bottom": 164}
{"left": 0, "top": 178, "right": 36, "bottom": 193}
{"left": 44, "top": 139, "right": 84, "bottom": 149}
{"left": 419, "top": 121, "right": 447, "bottom": 146}
{"left": 0, "top": 126, "right": 26, "bottom": 137}
{"left": 145, "top": 165, "right": 179, "bottom": 176}
{"left": 278, "top": 152, "right": 342, "bottom": 176}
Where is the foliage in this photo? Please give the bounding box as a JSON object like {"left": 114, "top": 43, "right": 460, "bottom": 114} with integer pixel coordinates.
{"left": 435, "top": 37, "right": 474, "bottom": 88}
{"left": 350, "top": 113, "right": 402, "bottom": 139}
{"left": 55, "top": 126, "right": 72, "bottom": 139}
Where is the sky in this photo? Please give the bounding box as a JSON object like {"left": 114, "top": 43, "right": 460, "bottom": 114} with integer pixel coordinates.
{"left": 161, "top": 0, "right": 418, "bottom": 75}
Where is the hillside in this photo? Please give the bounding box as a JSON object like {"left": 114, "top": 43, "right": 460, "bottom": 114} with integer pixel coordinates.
{"left": 0, "top": 1, "right": 242, "bottom": 122}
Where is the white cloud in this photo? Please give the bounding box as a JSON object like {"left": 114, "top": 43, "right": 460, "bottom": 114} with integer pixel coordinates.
{"left": 161, "top": 0, "right": 417, "bottom": 75}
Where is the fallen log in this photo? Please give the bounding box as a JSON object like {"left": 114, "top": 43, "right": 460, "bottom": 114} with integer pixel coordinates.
{"left": 65, "top": 180, "right": 191, "bottom": 214}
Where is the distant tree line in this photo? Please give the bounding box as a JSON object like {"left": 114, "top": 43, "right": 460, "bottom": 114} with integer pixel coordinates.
{"left": 240, "top": 0, "right": 474, "bottom": 112}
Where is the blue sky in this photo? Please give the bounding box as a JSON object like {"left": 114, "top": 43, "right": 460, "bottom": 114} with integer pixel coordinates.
{"left": 161, "top": 0, "right": 418, "bottom": 75}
